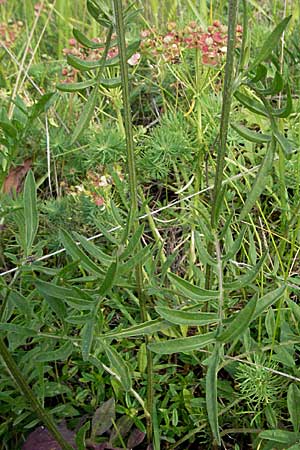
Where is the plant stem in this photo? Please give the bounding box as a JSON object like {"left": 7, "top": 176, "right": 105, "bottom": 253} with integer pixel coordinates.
{"left": 210, "top": 0, "right": 239, "bottom": 230}
{"left": 112, "top": 0, "right": 153, "bottom": 441}
{"left": 0, "top": 338, "right": 74, "bottom": 450}
{"left": 112, "top": 0, "right": 138, "bottom": 233}
{"left": 206, "top": 0, "right": 239, "bottom": 290}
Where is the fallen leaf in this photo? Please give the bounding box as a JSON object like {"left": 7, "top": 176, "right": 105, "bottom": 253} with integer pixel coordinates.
{"left": 3, "top": 158, "right": 32, "bottom": 195}
{"left": 22, "top": 422, "right": 76, "bottom": 450}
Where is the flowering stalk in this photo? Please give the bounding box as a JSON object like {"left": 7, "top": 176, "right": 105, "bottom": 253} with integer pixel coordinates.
{"left": 112, "top": 0, "right": 153, "bottom": 441}
{"left": 210, "top": 0, "right": 239, "bottom": 229}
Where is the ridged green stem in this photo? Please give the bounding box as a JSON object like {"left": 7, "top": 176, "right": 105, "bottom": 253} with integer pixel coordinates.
{"left": 0, "top": 338, "right": 73, "bottom": 450}
{"left": 112, "top": 0, "right": 138, "bottom": 233}
{"left": 112, "top": 0, "right": 153, "bottom": 441}
{"left": 206, "top": 0, "right": 239, "bottom": 290}
{"left": 211, "top": 0, "right": 239, "bottom": 229}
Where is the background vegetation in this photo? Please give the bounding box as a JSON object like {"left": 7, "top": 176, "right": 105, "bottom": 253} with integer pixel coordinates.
{"left": 1, "top": 0, "right": 300, "bottom": 449}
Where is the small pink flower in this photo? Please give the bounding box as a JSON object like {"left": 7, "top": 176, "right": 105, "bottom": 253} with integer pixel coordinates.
{"left": 93, "top": 195, "right": 104, "bottom": 207}
{"left": 163, "top": 33, "right": 174, "bottom": 44}
{"left": 127, "top": 52, "right": 141, "bottom": 66}
{"left": 68, "top": 38, "right": 77, "bottom": 46}
{"left": 213, "top": 20, "right": 221, "bottom": 28}
{"left": 140, "top": 29, "right": 150, "bottom": 38}
{"left": 212, "top": 32, "right": 224, "bottom": 44}
{"left": 202, "top": 54, "right": 218, "bottom": 66}
{"left": 205, "top": 36, "right": 214, "bottom": 46}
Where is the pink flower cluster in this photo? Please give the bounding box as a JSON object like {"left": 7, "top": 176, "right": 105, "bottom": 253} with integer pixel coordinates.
{"left": 0, "top": 20, "right": 23, "bottom": 48}
{"left": 61, "top": 35, "right": 140, "bottom": 83}
{"left": 140, "top": 20, "right": 242, "bottom": 66}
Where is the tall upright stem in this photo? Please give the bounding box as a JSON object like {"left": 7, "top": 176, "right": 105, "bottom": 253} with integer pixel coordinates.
{"left": 0, "top": 338, "right": 73, "bottom": 450}
{"left": 112, "top": 0, "right": 138, "bottom": 232}
{"left": 211, "top": 0, "right": 239, "bottom": 229}
{"left": 112, "top": 0, "right": 153, "bottom": 440}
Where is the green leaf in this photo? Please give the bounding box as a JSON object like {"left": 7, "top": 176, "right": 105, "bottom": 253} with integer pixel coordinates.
{"left": 73, "top": 28, "right": 105, "bottom": 49}
{"left": 104, "top": 318, "right": 170, "bottom": 339}
{"left": 231, "top": 122, "right": 271, "bottom": 144}
{"left": 35, "top": 341, "right": 73, "bottom": 362}
{"left": 253, "top": 285, "right": 286, "bottom": 320}
{"left": 222, "top": 225, "right": 247, "bottom": 262}
{"left": 0, "top": 120, "right": 18, "bottom": 138}
{"left": 148, "top": 331, "right": 216, "bottom": 354}
{"left": 100, "top": 77, "right": 122, "bottom": 88}
{"left": 87, "top": 0, "right": 112, "bottom": 27}
{"left": 250, "top": 64, "right": 267, "bottom": 82}
{"left": 60, "top": 229, "right": 103, "bottom": 275}
{"left": 98, "top": 260, "right": 118, "bottom": 296}
{"left": 195, "top": 232, "right": 217, "bottom": 267}
{"left": 81, "top": 319, "right": 95, "bottom": 361}
{"left": 119, "top": 224, "right": 144, "bottom": 260}
{"left": 217, "top": 296, "right": 257, "bottom": 343}
{"left": 35, "top": 279, "right": 73, "bottom": 299}
{"left": 23, "top": 170, "right": 38, "bottom": 256}
{"left": 155, "top": 306, "right": 219, "bottom": 326}
{"left": 119, "top": 246, "right": 151, "bottom": 275}
{"left": 168, "top": 272, "right": 219, "bottom": 301}
{"left": 234, "top": 91, "right": 268, "bottom": 117}
{"left": 67, "top": 54, "right": 103, "bottom": 71}
{"left": 271, "top": 83, "right": 293, "bottom": 118}
{"left": 72, "top": 232, "right": 113, "bottom": 266}
{"left": 259, "top": 429, "right": 300, "bottom": 445}
{"left": 206, "top": 345, "right": 221, "bottom": 445}
{"left": 288, "top": 384, "right": 300, "bottom": 432}
{"left": 0, "top": 323, "right": 37, "bottom": 337}
{"left": 104, "top": 344, "right": 132, "bottom": 391}
{"left": 255, "top": 70, "right": 284, "bottom": 96}
{"left": 70, "top": 86, "right": 98, "bottom": 144}
{"left": 288, "top": 298, "right": 300, "bottom": 321}
{"left": 91, "top": 398, "right": 115, "bottom": 440}
{"left": 273, "top": 129, "right": 294, "bottom": 157}
{"left": 56, "top": 79, "right": 96, "bottom": 92}
{"left": 29, "top": 92, "right": 56, "bottom": 120}
{"left": 239, "top": 138, "right": 275, "bottom": 221}
{"left": 8, "top": 291, "right": 31, "bottom": 319}
{"left": 223, "top": 252, "right": 268, "bottom": 291}
{"left": 250, "top": 15, "right": 292, "bottom": 70}
{"left": 75, "top": 421, "right": 90, "bottom": 450}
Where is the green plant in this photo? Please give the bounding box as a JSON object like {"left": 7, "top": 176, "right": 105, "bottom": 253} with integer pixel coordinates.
{"left": 1, "top": 1, "right": 300, "bottom": 449}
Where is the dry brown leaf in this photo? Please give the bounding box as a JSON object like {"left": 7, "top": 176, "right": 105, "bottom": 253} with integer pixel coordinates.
{"left": 3, "top": 158, "right": 32, "bottom": 195}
